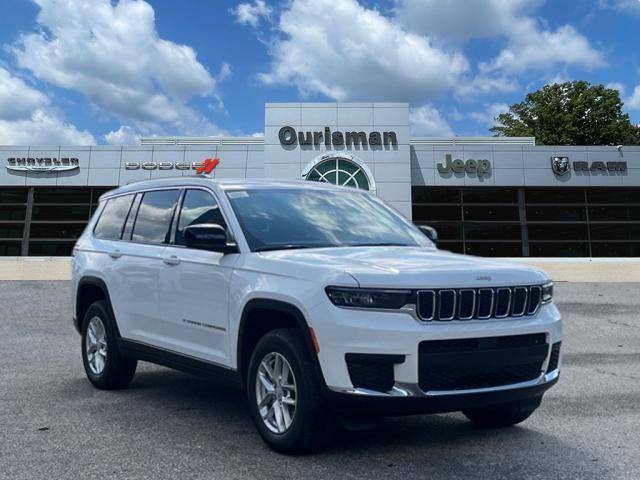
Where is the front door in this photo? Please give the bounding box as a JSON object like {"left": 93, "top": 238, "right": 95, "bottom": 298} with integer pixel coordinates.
{"left": 158, "top": 188, "right": 236, "bottom": 366}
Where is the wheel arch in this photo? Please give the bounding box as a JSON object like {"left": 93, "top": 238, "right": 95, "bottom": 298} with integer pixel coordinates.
{"left": 237, "top": 298, "right": 327, "bottom": 391}
{"left": 75, "top": 276, "right": 121, "bottom": 337}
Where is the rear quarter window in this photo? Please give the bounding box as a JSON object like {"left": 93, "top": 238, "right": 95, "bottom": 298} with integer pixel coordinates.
{"left": 94, "top": 195, "right": 135, "bottom": 240}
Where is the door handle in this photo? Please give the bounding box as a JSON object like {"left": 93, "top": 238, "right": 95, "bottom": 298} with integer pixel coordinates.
{"left": 163, "top": 255, "right": 180, "bottom": 266}
{"left": 108, "top": 250, "right": 123, "bottom": 259}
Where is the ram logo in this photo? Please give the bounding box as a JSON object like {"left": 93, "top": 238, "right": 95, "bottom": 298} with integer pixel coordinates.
{"left": 551, "top": 156, "right": 570, "bottom": 176}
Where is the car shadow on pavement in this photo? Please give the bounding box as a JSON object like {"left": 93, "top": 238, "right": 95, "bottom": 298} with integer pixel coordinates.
{"left": 58, "top": 366, "right": 614, "bottom": 479}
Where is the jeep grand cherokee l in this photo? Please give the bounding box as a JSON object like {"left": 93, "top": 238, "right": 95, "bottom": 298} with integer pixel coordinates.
{"left": 72, "top": 178, "right": 561, "bottom": 454}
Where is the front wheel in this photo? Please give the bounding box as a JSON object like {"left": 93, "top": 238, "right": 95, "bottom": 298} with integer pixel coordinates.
{"left": 463, "top": 395, "right": 542, "bottom": 428}
{"left": 246, "top": 329, "right": 332, "bottom": 454}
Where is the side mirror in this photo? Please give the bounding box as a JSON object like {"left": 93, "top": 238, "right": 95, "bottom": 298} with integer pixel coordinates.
{"left": 183, "top": 224, "right": 238, "bottom": 253}
{"left": 417, "top": 225, "right": 438, "bottom": 243}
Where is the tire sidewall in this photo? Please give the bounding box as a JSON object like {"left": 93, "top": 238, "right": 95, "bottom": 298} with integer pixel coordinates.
{"left": 247, "top": 331, "right": 319, "bottom": 452}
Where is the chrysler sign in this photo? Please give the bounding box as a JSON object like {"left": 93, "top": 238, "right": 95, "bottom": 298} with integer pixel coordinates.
{"left": 6, "top": 157, "right": 79, "bottom": 173}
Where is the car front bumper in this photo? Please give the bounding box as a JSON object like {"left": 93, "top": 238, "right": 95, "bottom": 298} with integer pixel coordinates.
{"left": 309, "top": 299, "right": 562, "bottom": 409}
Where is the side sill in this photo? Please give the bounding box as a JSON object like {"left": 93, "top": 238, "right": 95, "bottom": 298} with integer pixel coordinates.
{"left": 118, "top": 339, "right": 243, "bottom": 389}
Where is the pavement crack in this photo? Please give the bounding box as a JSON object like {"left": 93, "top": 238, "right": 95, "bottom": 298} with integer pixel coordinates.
{"left": 605, "top": 318, "right": 635, "bottom": 328}
{"left": 591, "top": 367, "right": 640, "bottom": 382}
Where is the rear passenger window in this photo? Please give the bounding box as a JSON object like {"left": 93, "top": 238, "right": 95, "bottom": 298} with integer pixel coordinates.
{"left": 175, "top": 189, "right": 227, "bottom": 246}
{"left": 94, "top": 195, "right": 134, "bottom": 240}
{"left": 132, "top": 190, "right": 180, "bottom": 244}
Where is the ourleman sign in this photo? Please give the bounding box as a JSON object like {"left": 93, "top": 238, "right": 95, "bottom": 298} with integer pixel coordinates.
{"left": 6, "top": 157, "right": 79, "bottom": 173}
{"left": 278, "top": 126, "right": 398, "bottom": 147}
{"left": 437, "top": 154, "right": 492, "bottom": 176}
{"left": 551, "top": 156, "right": 627, "bottom": 176}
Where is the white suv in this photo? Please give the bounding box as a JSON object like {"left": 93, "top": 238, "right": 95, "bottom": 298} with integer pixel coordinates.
{"left": 72, "top": 178, "right": 561, "bottom": 453}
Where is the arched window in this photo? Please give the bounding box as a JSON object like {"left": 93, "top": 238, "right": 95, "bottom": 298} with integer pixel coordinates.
{"left": 303, "top": 155, "right": 372, "bottom": 191}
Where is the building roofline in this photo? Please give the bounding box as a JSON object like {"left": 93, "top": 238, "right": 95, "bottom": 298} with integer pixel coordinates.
{"left": 138, "top": 135, "right": 536, "bottom": 146}
{"left": 410, "top": 137, "right": 535, "bottom": 146}
{"left": 139, "top": 136, "right": 265, "bottom": 145}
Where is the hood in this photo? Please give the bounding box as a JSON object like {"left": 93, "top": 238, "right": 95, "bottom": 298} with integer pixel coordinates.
{"left": 258, "top": 246, "right": 549, "bottom": 288}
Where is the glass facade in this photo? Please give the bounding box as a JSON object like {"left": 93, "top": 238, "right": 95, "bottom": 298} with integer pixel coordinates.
{"left": 1, "top": 185, "right": 639, "bottom": 257}
{"left": 413, "top": 186, "right": 640, "bottom": 257}
{"left": 0, "top": 187, "right": 114, "bottom": 256}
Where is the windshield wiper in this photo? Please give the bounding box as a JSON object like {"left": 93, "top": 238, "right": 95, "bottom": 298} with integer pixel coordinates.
{"left": 254, "top": 244, "right": 329, "bottom": 252}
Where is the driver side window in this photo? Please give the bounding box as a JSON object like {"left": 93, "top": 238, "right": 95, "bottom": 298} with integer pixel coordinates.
{"left": 175, "top": 189, "right": 227, "bottom": 246}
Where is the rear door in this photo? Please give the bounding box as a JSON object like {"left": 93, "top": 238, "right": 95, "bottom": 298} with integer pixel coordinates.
{"left": 92, "top": 192, "right": 145, "bottom": 338}
{"left": 157, "top": 187, "right": 237, "bottom": 365}
{"left": 115, "top": 188, "right": 181, "bottom": 345}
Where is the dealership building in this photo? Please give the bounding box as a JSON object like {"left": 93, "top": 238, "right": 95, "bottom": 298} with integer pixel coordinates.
{"left": 1, "top": 102, "right": 639, "bottom": 257}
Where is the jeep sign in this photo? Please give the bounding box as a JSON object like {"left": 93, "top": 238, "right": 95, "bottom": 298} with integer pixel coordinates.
{"left": 437, "top": 154, "right": 492, "bottom": 176}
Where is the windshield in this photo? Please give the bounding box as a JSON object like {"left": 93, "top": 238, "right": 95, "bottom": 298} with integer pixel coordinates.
{"left": 225, "top": 188, "right": 432, "bottom": 252}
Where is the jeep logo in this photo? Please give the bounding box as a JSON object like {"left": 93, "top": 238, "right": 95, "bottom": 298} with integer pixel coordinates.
{"left": 437, "top": 154, "right": 491, "bottom": 176}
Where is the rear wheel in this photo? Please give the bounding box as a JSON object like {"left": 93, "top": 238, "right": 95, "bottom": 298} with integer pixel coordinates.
{"left": 81, "top": 300, "right": 137, "bottom": 390}
{"left": 246, "top": 329, "right": 333, "bottom": 454}
{"left": 463, "top": 395, "right": 542, "bottom": 428}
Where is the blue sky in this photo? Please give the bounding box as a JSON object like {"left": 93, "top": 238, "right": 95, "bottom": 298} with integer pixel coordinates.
{"left": 0, "top": 0, "right": 638, "bottom": 144}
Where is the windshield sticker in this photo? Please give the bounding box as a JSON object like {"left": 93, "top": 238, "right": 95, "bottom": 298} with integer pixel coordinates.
{"left": 228, "top": 191, "right": 249, "bottom": 198}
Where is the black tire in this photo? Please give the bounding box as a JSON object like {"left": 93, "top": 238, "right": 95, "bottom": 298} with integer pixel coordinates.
{"left": 81, "top": 300, "right": 137, "bottom": 390}
{"left": 462, "top": 395, "right": 542, "bottom": 428}
{"left": 246, "top": 329, "right": 333, "bottom": 454}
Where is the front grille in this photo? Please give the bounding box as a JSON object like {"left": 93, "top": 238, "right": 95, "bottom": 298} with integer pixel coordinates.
{"left": 420, "top": 363, "right": 542, "bottom": 391}
{"left": 417, "top": 285, "right": 543, "bottom": 321}
{"left": 419, "top": 334, "right": 548, "bottom": 392}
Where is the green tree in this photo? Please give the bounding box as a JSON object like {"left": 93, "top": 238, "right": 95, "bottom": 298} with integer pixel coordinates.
{"left": 490, "top": 81, "right": 640, "bottom": 145}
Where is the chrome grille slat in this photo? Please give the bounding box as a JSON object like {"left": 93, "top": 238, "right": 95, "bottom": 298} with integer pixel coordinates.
{"left": 438, "top": 290, "right": 456, "bottom": 321}
{"left": 458, "top": 289, "right": 475, "bottom": 320}
{"left": 476, "top": 288, "right": 494, "bottom": 319}
{"left": 417, "top": 286, "right": 543, "bottom": 322}
{"left": 511, "top": 287, "right": 528, "bottom": 317}
{"left": 527, "top": 286, "right": 542, "bottom": 315}
{"left": 495, "top": 288, "right": 512, "bottom": 318}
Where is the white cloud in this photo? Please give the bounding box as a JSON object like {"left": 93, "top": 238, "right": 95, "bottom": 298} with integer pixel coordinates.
{"left": 13, "top": 0, "right": 225, "bottom": 135}
{"left": 258, "top": 0, "right": 468, "bottom": 102}
{"left": 598, "top": 0, "right": 640, "bottom": 14}
{"left": 397, "top": 0, "right": 604, "bottom": 83}
{"left": 0, "top": 66, "right": 95, "bottom": 144}
{"left": 626, "top": 85, "right": 640, "bottom": 110}
{"left": 395, "top": 0, "right": 539, "bottom": 43}
{"left": 483, "top": 21, "right": 605, "bottom": 73}
{"left": 104, "top": 125, "right": 139, "bottom": 145}
{"left": 607, "top": 82, "right": 626, "bottom": 95}
{"left": 410, "top": 105, "right": 454, "bottom": 136}
{"left": 231, "top": 0, "right": 272, "bottom": 27}
{"left": 0, "top": 68, "right": 49, "bottom": 120}
{"left": 456, "top": 74, "right": 519, "bottom": 97}
{"left": 0, "top": 110, "right": 95, "bottom": 144}
{"left": 547, "top": 70, "right": 571, "bottom": 85}
{"left": 468, "top": 103, "right": 509, "bottom": 126}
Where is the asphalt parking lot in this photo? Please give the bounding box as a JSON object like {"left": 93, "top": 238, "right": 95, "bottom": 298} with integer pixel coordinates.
{"left": 1, "top": 282, "right": 639, "bottom": 479}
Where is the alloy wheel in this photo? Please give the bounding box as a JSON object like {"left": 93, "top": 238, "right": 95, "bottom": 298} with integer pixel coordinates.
{"left": 85, "top": 316, "right": 108, "bottom": 375}
{"left": 255, "top": 352, "right": 297, "bottom": 434}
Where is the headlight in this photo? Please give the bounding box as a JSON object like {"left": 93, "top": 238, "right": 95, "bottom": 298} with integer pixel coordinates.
{"left": 541, "top": 282, "right": 553, "bottom": 304}
{"left": 325, "top": 287, "right": 412, "bottom": 309}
